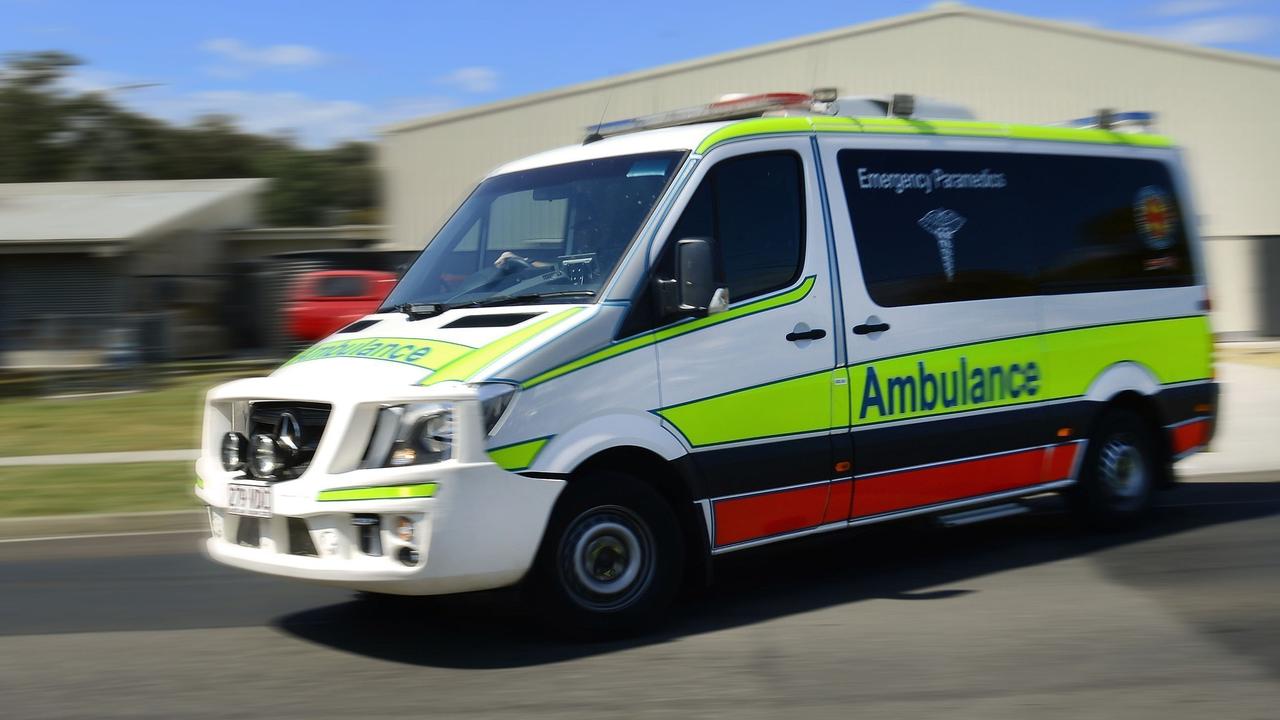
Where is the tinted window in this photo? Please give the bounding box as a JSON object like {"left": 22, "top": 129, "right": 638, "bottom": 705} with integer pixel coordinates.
{"left": 837, "top": 149, "right": 1193, "bottom": 307}
{"left": 670, "top": 151, "right": 805, "bottom": 301}
{"left": 1033, "top": 156, "right": 1193, "bottom": 293}
{"left": 837, "top": 149, "right": 1036, "bottom": 306}
{"left": 315, "top": 276, "right": 368, "bottom": 298}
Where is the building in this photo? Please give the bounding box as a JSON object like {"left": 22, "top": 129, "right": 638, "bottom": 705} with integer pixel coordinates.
{"left": 0, "top": 179, "right": 403, "bottom": 365}
{"left": 380, "top": 2, "right": 1280, "bottom": 338}
{"left": 0, "top": 178, "right": 267, "bottom": 364}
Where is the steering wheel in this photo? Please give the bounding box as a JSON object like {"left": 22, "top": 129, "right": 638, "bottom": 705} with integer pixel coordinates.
{"left": 499, "top": 254, "right": 535, "bottom": 274}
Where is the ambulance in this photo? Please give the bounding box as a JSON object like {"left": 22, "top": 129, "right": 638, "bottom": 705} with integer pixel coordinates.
{"left": 196, "top": 92, "right": 1217, "bottom": 633}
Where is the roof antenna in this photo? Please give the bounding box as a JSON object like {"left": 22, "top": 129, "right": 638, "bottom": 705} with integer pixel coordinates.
{"left": 584, "top": 90, "right": 614, "bottom": 144}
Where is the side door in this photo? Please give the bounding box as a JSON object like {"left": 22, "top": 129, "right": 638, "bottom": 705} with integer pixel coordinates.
{"left": 819, "top": 139, "right": 1049, "bottom": 521}
{"left": 646, "top": 138, "right": 847, "bottom": 551}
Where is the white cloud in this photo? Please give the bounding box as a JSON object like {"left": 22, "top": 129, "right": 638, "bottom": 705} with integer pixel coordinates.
{"left": 201, "top": 38, "right": 327, "bottom": 70}
{"left": 155, "top": 91, "right": 367, "bottom": 139}
{"left": 1151, "top": 0, "right": 1235, "bottom": 17}
{"left": 1142, "top": 14, "right": 1273, "bottom": 44}
{"left": 436, "top": 66, "right": 498, "bottom": 94}
{"left": 58, "top": 67, "right": 140, "bottom": 94}
{"left": 130, "top": 89, "right": 456, "bottom": 147}
{"left": 56, "top": 63, "right": 463, "bottom": 147}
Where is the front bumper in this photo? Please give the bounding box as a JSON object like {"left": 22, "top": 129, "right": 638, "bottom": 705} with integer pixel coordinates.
{"left": 195, "top": 375, "right": 564, "bottom": 595}
{"left": 197, "top": 457, "right": 564, "bottom": 595}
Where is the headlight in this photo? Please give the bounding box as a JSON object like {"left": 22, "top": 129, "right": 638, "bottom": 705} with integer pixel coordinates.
{"left": 251, "top": 433, "right": 284, "bottom": 477}
{"left": 362, "top": 402, "right": 454, "bottom": 468}
{"left": 221, "top": 432, "right": 247, "bottom": 472}
{"left": 472, "top": 382, "right": 518, "bottom": 435}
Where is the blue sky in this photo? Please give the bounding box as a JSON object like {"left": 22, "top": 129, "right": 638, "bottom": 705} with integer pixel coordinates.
{"left": 2, "top": 0, "right": 1276, "bottom": 146}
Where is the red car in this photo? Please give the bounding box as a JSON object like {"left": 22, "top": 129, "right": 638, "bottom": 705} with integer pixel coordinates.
{"left": 286, "top": 270, "right": 398, "bottom": 342}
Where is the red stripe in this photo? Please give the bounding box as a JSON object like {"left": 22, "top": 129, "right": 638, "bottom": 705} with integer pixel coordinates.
{"left": 714, "top": 484, "right": 829, "bottom": 547}
{"left": 1043, "top": 443, "right": 1080, "bottom": 481}
{"left": 1171, "top": 419, "right": 1209, "bottom": 455}
{"left": 710, "top": 442, "right": 1082, "bottom": 545}
{"left": 822, "top": 479, "right": 853, "bottom": 524}
{"left": 852, "top": 448, "right": 1046, "bottom": 518}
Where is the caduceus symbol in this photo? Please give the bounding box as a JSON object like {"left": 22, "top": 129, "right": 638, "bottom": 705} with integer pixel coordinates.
{"left": 917, "top": 208, "right": 966, "bottom": 281}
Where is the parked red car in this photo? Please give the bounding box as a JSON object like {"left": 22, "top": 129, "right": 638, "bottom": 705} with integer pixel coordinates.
{"left": 286, "top": 270, "right": 398, "bottom": 342}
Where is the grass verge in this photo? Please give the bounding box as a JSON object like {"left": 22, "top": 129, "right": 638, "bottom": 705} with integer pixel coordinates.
{"left": 0, "top": 371, "right": 257, "bottom": 456}
{"left": 0, "top": 462, "right": 198, "bottom": 517}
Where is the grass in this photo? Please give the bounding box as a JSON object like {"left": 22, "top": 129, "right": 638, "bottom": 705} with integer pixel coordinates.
{"left": 0, "top": 371, "right": 259, "bottom": 457}
{"left": 0, "top": 462, "right": 198, "bottom": 517}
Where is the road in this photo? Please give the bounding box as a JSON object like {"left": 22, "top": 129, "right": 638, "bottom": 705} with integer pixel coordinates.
{"left": 2, "top": 474, "right": 1278, "bottom": 719}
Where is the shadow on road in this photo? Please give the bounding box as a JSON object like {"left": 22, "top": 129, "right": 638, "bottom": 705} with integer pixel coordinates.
{"left": 275, "top": 478, "right": 1280, "bottom": 669}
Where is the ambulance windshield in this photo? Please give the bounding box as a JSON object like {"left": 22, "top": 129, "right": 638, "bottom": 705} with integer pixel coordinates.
{"left": 382, "top": 151, "right": 684, "bottom": 311}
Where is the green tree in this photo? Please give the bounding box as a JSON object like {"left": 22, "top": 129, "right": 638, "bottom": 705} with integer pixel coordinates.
{"left": 0, "top": 51, "right": 83, "bottom": 181}
{"left": 0, "top": 51, "right": 379, "bottom": 225}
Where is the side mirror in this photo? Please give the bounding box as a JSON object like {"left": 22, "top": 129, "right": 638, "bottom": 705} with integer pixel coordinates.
{"left": 657, "top": 238, "right": 723, "bottom": 318}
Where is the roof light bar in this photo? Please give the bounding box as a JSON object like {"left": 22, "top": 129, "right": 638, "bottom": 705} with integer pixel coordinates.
{"left": 586, "top": 92, "right": 812, "bottom": 140}
{"left": 1060, "top": 110, "right": 1156, "bottom": 132}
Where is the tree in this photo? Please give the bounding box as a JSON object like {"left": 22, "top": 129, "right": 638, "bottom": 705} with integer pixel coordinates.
{"left": 0, "top": 51, "right": 84, "bottom": 181}
{"left": 0, "top": 51, "right": 379, "bottom": 225}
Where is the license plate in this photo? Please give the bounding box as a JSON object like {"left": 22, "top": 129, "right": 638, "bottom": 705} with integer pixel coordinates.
{"left": 227, "top": 482, "right": 272, "bottom": 518}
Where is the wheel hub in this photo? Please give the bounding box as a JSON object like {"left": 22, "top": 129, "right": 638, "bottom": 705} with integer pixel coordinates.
{"left": 559, "top": 506, "right": 655, "bottom": 611}
{"left": 1100, "top": 436, "right": 1147, "bottom": 499}
{"left": 586, "top": 536, "right": 627, "bottom": 581}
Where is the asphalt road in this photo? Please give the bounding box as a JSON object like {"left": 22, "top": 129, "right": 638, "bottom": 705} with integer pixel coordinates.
{"left": 2, "top": 474, "right": 1278, "bottom": 719}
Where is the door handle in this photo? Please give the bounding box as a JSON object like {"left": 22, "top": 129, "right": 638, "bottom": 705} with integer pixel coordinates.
{"left": 852, "top": 322, "right": 891, "bottom": 335}
{"left": 786, "top": 328, "right": 827, "bottom": 342}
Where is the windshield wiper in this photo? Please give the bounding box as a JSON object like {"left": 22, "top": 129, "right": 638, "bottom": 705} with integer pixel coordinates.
{"left": 388, "top": 291, "right": 594, "bottom": 319}
{"left": 447, "top": 290, "right": 596, "bottom": 309}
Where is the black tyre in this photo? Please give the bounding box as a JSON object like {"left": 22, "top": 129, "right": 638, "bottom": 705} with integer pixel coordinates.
{"left": 530, "top": 471, "right": 684, "bottom": 637}
{"left": 1068, "top": 407, "right": 1162, "bottom": 529}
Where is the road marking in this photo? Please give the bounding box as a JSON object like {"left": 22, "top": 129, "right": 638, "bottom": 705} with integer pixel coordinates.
{"left": 0, "top": 529, "right": 205, "bottom": 544}
{"left": 0, "top": 449, "right": 199, "bottom": 466}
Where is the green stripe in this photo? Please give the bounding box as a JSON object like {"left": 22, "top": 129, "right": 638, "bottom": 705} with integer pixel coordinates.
{"left": 1039, "top": 315, "right": 1212, "bottom": 397}
{"left": 695, "top": 116, "right": 1174, "bottom": 154}
{"left": 317, "top": 483, "right": 439, "bottom": 501}
{"left": 284, "top": 336, "right": 475, "bottom": 371}
{"left": 487, "top": 437, "right": 551, "bottom": 471}
{"left": 657, "top": 369, "right": 839, "bottom": 448}
{"left": 656, "top": 316, "right": 1211, "bottom": 446}
{"left": 522, "top": 276, "right": 816, "bottom": 389}
{"left": 419, "top": 308, "right": 584, "bottom": 387}
{"left": 849, "top": 315, "right": 1211, "bottom": 426}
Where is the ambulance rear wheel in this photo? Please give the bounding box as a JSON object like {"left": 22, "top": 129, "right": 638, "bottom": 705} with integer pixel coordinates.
{"left": 1069, "top": 408, "right": 1159, "bottom": 529}
{"left": 531, "top": 472, "right": 684, "bottom": 637}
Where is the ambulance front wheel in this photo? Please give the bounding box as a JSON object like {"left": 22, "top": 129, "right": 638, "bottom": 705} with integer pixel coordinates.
{"left": 531, "top": 471, "right": 684, "bottom": 637}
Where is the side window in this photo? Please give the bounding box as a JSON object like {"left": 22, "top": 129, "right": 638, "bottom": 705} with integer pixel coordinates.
{"left": 486, "top": 190, "right": 569, "bottom": 264}
{"left": 1033, "top": 156, "right": 1193, "bottom": 292}
{"left": 454, "top": 216, "right": 480, "bottom": 251}
{"left": 837, "top": 149, "right": 1194, "bottom": 308}
{"left": 315, "top": 276, "right": 368, "bottom": 298}
{"left": 836, "top": 149, "right": 1036, "bottom": 307}
{"left": 669, "top": 151, "right": 805, "bottom": 302}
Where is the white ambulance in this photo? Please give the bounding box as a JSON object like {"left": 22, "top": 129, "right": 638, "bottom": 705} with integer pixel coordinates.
{"left": 197, "top": 92, "right": 1217, "bottom": 633}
